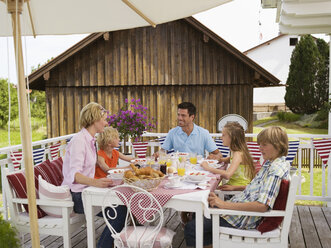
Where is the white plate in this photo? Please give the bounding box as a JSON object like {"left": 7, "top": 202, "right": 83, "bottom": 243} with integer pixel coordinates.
{"left": 202, "top": 159, "right": 219, "bottom": 165}
{"left": 207, "top": 163, "right": 223, "bottom": 169}
{"left": 131, "top": 159, "right": 147, "bottom": 164}
{"left": 184, "top": 178, "right": 209, "bottom": 184}
{"left": 164, "top": 182, "right": 182, "bottom": 189}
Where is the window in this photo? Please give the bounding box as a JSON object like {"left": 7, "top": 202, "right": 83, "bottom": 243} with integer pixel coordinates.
{"left": 289, "top": 38, "right": 298, "bottom": 46}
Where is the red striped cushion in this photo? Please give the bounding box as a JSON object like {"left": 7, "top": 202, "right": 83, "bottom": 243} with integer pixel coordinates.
{"left": 34, "top": 158, "right": 63, "bottom": 187}
{"left": 47, "top": 157, "right": 64, "bottom": 185}
{"left": 7, "top": 172, "right": 47, "bottom": 218}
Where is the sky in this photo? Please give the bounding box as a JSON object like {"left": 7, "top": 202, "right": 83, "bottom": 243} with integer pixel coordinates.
{"left": 0, "top": 0, "right": 329, "bottom": 103}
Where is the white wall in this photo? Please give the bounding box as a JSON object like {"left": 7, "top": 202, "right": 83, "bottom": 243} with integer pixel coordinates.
{"left": 246, "top": 35, "right": 299, "bottom": 103}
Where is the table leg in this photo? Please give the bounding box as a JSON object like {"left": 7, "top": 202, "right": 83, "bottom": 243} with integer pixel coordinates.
{"left": 195, "top": 204, "right": 204, "bottom": 248}
{"left": 84, "top": 194, "right": 96, "bottom": 248}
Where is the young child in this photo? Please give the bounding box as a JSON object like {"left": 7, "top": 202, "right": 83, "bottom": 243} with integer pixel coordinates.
{"left": 201, "top": 122, "right": 255, "bottom": 188}
{"left": 95, "top": 126, "right": 134, "bottom": 179}
{"left": 184, "top": 126, "right": 290, "bottom": 247}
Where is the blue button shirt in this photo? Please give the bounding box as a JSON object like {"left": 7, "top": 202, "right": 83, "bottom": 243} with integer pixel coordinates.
{"left": 161, "top": 124, "right": 217, "bottom": 156}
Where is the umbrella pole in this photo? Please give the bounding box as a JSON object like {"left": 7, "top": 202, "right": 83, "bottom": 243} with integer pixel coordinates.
{"left": 8, "top": 2, "right": 40, "bottom": 247}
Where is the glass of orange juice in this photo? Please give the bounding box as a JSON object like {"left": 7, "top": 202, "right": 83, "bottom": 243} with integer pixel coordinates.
{"left": 189, "top": 152, "right": 197, "bottom": 164}
{"left": 177, "top": 162, "right": 186, "bottom": 177}
{"left": 166, "top": 158, "right": 172, "bottom": 167}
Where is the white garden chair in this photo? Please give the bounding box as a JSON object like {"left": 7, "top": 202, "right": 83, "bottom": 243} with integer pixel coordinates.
{"left": 102, "top": 184, "right": 175, "bottom": 248}
{"left": 210, "top": 175, "right": 300, "bottom": 248}
{"left": 217, "top": 114, "right": 248, "bottom": 132}
{"left": 3, "top": 168, "right": 85, "bottom": 248}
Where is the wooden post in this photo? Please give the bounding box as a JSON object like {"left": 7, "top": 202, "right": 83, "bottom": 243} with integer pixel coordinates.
{"left": 8, "top": 0, "right": 40, "bottom": 247}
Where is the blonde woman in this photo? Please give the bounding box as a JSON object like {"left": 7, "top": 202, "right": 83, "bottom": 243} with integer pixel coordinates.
{"left": 61, "top": 102, "right": 126, "bottom": 248}
{"left": 95, "top": 126, "right": 133, "bottom": 179}
{"left": 201, "top": 122, "right": 255, "bottom": 189}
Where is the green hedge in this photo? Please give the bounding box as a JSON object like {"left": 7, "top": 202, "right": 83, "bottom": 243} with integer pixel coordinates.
{"left": 277, "top": 112, "right": 301, "bottom": 122}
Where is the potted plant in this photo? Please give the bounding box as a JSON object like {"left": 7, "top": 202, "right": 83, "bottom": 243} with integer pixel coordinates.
{"left": 0, "top": 215, "right": 20, "bottom": 248}
{"left": 107, "top": 98, "right": 157, "bottom": 153}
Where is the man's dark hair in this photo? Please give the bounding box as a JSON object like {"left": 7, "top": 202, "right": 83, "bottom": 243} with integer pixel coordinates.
{"left": 178, "top": 102, "right": 196, "bottom": 116}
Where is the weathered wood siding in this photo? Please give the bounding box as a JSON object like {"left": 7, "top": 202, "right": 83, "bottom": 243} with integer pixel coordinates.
{"left": 46, "top": 85, "right": 253, "bottom": 137}
{"left": 45, "top": 20, "right": 255, "bottom": 137}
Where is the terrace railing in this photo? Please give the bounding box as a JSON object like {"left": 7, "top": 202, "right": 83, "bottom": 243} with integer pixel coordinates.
{"left": 1, "top": 132, "right": 331, "bottom": 219}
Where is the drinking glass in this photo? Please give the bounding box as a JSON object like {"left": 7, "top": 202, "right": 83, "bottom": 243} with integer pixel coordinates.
{"left": 177, "top": 162, "right": 186, "bottom": 177}
{"left": 166, "top": 158, "right": 172, "bottom": 168}
{"left": 189, "top": 152, "right": 197, "bottom": 164}
{"left": 146, "top": 156, "right": 155, "bottom": 167}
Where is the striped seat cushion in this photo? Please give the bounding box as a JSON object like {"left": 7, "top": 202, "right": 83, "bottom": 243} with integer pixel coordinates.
{"left": 215, "top": 139, "right": 230, "bottom": 157}
{"left": 7, "top": 172, "right": 47, "bottom": 218}
{"left": 6, "top": 157, "right": 64, "bottom": 219}
{"left": 34, "top": 158, "right": 63, "bottom": 188}
{"left": 117, "top": 226, "right": 175, "bottom": 248}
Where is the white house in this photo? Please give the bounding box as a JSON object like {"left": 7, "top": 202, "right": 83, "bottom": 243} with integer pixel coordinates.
{"left": 244, "top": 34, "right": 300, "bottom": 103}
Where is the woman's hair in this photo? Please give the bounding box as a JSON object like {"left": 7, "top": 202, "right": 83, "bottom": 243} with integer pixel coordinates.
{"left": 257, "top": 126, "right": 288, "bottom": 157}
{"left": 97, "top": 127, "right": 119, "bottom": 150}
{"left": 79, "top": 102, "right": 105, "bottom": 128}
{"left": 223, "top": 122, "right": 255, "bottom": 180}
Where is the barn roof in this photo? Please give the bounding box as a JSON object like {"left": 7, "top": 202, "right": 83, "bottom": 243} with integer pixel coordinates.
{"left": 28, "top": 17, "right": 280, "bottom": 90}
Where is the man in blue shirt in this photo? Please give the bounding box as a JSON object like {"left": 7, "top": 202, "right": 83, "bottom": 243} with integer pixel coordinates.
{"left": 155, "top": 102, "right": 220, "bottom": 157}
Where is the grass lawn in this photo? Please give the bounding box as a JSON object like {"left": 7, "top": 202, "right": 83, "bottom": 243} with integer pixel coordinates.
{"left": 295, "top": 168, "right": 328, "bottom": 206}
{"left": 253, "top": 116, "right": 278, "bottom": 126}
{"left": 253, "top": 121, "right": 328, "bottom": 135}
{"left": 0, "top": 117, "right": 47, "bottom": 148}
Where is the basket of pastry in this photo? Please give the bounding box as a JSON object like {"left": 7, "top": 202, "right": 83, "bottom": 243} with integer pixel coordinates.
{"left": 123, "top": 164, "right": 165, "bottom": 191}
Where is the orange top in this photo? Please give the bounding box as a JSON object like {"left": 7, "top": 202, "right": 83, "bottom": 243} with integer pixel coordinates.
{"left": 94, "top": 149, "right": 120, "bottom": 179}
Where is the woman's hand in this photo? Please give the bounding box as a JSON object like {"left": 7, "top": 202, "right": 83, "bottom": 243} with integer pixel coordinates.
{"left": 208, "top": 192, "right": 225, "bottom": 208}
{"left": 93, "top": 178, "right": 113, "bottom": 188}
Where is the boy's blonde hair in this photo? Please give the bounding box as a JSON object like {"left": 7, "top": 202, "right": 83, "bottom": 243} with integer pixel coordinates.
{"left": 97, "top": 127, "right": 119, "bottom": 150}
{"left": 257, "top": 126, "right": 288, "bottom": 157}
{"left": 223, "top": 122, "right": 255, "bottom": 180}
{"left": 79, "top": 102, "right": 105, "bottom": 128}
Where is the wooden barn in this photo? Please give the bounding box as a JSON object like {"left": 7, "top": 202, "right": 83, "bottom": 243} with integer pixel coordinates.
{"left": 28, "top": 17, "right": 280, "bottom": 138}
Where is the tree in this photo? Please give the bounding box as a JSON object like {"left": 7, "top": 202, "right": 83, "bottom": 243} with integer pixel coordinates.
{"left": 0, "top": 78, "right": 19, "bottom": 128}
{"left": 285, "top": 35, "right": 329, "bottom": 114}
{"left": 30, "top": 90, "right": 46, "bottom": 119}
{"left": 315, "top": 38, "right": 329, "bottom": 108}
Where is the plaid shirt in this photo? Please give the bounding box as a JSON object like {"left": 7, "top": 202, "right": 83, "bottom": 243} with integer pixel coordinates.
{"left": 223, "top": 156, "right": 289, "bottom": 229}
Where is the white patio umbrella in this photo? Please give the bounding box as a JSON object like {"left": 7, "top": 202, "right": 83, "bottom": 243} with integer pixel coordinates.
{"left": 0, "top": 0, "right": 232, "bottom": 246}
{"left": 276, "top": 0, "right": 331, "bottom": 133}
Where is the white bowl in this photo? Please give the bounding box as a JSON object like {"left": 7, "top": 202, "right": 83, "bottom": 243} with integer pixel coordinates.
{"left": 107, "top": 169, "right": 125, "bottom": 179}
{"left": 187, "top": 172, "right": 207, "bottom": 181}
{"left": 203, "top": 159, "right": 218, "bottom": 166}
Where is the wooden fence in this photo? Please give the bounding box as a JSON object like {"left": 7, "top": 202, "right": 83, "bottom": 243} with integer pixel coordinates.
{"left": 292, "top": 149, "right": 323, "bottom": 168}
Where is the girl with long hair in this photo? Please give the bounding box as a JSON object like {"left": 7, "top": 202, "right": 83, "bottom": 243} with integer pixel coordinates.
{"left": 201, "top": 122, "right": 255, "bottom": 188}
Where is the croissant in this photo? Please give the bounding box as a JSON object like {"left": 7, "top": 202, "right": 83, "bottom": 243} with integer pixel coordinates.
{"left": 124, "top": 170, "right": 135, "bottom": 179}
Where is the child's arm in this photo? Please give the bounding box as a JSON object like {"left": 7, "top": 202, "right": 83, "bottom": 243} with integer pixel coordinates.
{"left": 118, "top": 152, "right": 134, "bottom": 162}
{"left": 219, "top": 156, "right": 230, "bottom": 163}
{"left": 207, "top": 153, "right": 230, "bottom": 163}
{"left": 219, "top": 184, "right": 246, "bottom": 191}
{"left": 201, "top": 152, "right": 241, "bottom": 179}
{"left": 200, "top": 161, "right": 224, "bottom": 174}
{"left": 97, "top": 155, "right": 111, "bottom": 173}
